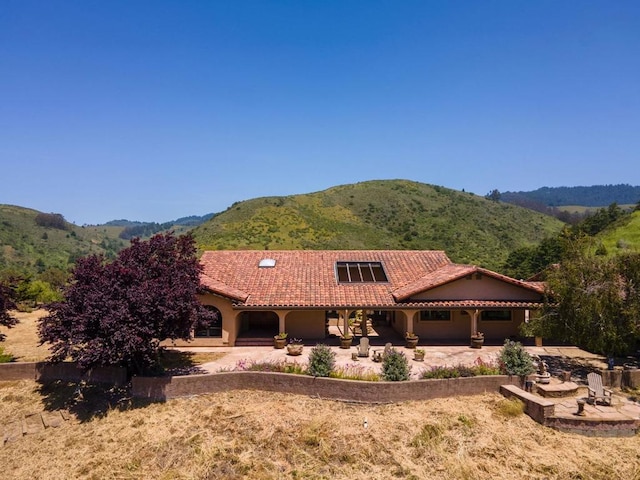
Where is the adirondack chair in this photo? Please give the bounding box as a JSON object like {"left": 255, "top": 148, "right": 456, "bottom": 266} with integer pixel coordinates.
{"left": 357, "top": 337, "right": 370, "bottom": 357}
{"left": 587, "top": 372, "right": 613, "bottom": 405}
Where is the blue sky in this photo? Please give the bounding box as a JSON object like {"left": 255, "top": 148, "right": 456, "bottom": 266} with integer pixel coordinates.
{"left": 1, "top": 1, "right": 639, "bottom": 225}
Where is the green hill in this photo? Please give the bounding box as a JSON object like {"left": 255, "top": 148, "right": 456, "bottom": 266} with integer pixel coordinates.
{"left": 193, "top": 180, "right": 565, "bottom": 270}
{"left": 0, "top": 205, "right": 127, "bottom": 275}
{"left": 595, "top": 210, "right": 640, "bottom": 255}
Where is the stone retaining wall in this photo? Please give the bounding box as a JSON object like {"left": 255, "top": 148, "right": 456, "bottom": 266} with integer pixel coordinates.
{"left": 500, "top": 384, "right": 555, "bottom": 423}
{"left": 131, "top": 371, "right": 521, "bottom": 402}
{"left": 0, "top": 362, "right": 127, "bottom": 386}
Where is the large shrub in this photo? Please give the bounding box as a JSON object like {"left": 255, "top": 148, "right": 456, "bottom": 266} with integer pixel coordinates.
{"left": 39, "top": 232, "right": 216, "bottom": 376}
{"left": 307, "top": 344, "right": 336, "bottom": 377}
{"left": 381, "top": 348, "right": 410, "bottom": 381}
{"left": 499, "top": 339, "right": 535, "bottom": 376}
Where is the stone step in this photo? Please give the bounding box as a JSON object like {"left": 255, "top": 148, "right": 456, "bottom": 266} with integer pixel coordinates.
{"left": 535, "top": 381, "right": 581, "bottom": 398}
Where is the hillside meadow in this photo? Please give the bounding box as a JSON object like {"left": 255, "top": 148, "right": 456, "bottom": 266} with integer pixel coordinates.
{"left": 193, "top": 180, "right": 564, "bottom": 270}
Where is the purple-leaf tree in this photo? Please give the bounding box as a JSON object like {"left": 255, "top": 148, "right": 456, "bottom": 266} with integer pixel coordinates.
{"left": 0, "top": 282, "right": 18, "bottom": 341}
{"left": 39, "top": 232, "right": 215, "bottom": 376}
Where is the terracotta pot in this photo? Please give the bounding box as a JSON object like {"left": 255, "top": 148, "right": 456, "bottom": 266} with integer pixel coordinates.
{"left": 405, "top": 337, "right": 419, "bottom": 349}
{"left": 287, "top": 344, "right": 303, "bottom": 356}
{"left": 340, "top": 337, "right": 353, "bottom": 349}
{"left": 274, "top": 337, "right": 287, "bottom": 349}
{"left": 470, "top": 337, "right": 484, "bottom": 349}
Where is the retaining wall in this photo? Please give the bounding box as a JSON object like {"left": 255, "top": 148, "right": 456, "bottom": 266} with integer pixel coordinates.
{"left": 0, "top": 362, "right": 127, "bottom": 386}
{"left": 131, "top": 371, "right": 521, "bottom": 402}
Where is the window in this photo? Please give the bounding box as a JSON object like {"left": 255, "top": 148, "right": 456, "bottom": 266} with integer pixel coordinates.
{"left": 420, "top": 310, "right": 451, "bottom": 321}
{"left": 336, "top": 262, "right": 388, "bottom": 283}
{"left": 194, "top": 305, "right": 222, "bottom": 337}
{"left": 481, "top": 310, "right": 512, "bottom": 321}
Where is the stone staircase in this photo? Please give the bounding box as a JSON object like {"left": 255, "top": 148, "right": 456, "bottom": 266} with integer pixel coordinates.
{"left": 1, "top": 410, "right": 71, "bottom": 446}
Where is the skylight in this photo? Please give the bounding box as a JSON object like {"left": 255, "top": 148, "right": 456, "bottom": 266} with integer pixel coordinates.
{"left": 258, "top": 258, "right": 276, "bottom": 268}
{"left": 336, "top": 261, "right": 388, "bottom": 283}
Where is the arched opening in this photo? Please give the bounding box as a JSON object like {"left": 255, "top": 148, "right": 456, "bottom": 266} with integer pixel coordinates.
{"left": 194, "top": 305, "right": 222, "bottom": 338}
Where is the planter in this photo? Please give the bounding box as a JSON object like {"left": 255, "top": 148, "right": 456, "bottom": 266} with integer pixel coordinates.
{"left": 287, "top": 344, "right": 303, "bottom": 356}
{"left": 413, "top": 351, "right": 425, "bottom": 362}
{"left": 340, "top": 337, "right": 353, "bottom": 349}
{"left": 470, "top": 337, "right": 484, "bottom": 349}
{"left": 405, "top": 337, "right": 419, "bottom": 349}
{"left": 273, "top": 337, "right": 287, "bottom": 349}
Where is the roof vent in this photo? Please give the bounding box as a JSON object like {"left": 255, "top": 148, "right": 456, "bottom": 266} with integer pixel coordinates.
{"left": 258, "top": 258, "right": 276, "bottom": 268}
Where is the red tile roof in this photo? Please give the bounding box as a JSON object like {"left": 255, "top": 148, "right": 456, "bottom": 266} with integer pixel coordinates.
{"left": 199, "top": 250, "right": 544, "bottom": 309}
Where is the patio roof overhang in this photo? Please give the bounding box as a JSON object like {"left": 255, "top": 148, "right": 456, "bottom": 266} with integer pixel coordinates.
{"left": 229, "top": 300, "right": 543, "bottom": 310}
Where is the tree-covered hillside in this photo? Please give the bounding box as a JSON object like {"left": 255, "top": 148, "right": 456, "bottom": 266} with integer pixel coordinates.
{"left": 193, "top": 180, "right": 565, "bottom": 270}
{"left": 502, "top": 184, "right": 640, "bottom": 207}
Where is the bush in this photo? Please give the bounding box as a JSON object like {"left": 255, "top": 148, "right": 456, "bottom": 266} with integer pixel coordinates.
{"left": 499, "top": 339, "right": 535, "bottom": 376}
{"left": 496, "top": 398, "right": 525, "bottom": 417}
{"left": 307, "top": 344, "right": 336, "bottom": 377}
{"left": 0, "top": 346, "right": 13, "bottom": 363}
{"left": 381, "top": 348, "right": 410, "bottom": 381}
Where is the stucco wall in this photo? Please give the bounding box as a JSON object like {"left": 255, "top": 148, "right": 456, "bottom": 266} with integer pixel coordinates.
{"left": 413, "top": 276, "right": 542, "bottom": 301}
{"left": 414, "top": 311, "right": 470, "bottom": 339}
{"left": 132, "top": 371, "right": 521, "bottom": 402}
{"left": 0, "top": 362, "right": 127, "bottom": 385}
{"left": 285, "top": 310, "right": 325, "bottom": 339}
{"left": 478, "top": 310, "right": 525, "bottom": 338}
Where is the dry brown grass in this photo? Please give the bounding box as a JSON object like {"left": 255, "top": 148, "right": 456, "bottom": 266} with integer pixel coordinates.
{"left": 1, "top": 309, "right": 50, "bottom": 362}
{"left": 2, "top": 380, "right": 640, "bottom": 480}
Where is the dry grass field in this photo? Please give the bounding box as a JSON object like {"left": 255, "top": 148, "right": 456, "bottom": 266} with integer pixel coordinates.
{"left": 2, "top": 380, "right": 640, "bottom": 480}
{"left": 2, "top": 311, "right": 640, "bottom": 479}
{"left": 1, "top": 309, "right": 51, "bottom": 362}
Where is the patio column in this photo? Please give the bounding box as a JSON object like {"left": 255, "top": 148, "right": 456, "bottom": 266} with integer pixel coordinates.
{"left": 399, "top": 309, "right": 418, "bottom": 334}
{"left": 275, "top": 310, "right": 287, "bottom": 334}
{"left": 342, "top": 309, "right": 349, "bottom": 336}
{"left": 466, "top": 309, "right": 480, "bottom": 336}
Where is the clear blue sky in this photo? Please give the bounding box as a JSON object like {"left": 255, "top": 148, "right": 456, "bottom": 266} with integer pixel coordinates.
{"left": 1, "top": 1, "right": 639, "bottom": 225}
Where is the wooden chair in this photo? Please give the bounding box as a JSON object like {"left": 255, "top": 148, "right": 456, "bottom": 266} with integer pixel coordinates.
{"left": 357, "top": 337, "right": 370, "bottom": 357}
{"left": 587, "top": 372, "right": 613, "bottom": 405}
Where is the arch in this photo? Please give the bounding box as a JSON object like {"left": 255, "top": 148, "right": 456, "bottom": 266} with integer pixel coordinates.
{"left": 194, "top": 305, "right": 222, "bottom": 338}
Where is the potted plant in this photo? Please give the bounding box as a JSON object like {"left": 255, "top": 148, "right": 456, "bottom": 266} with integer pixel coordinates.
{"left": 405, "top": 332, "right": 419, "bottom": 349}
{"left": 287, "top": 338, "right": 304, "bottom": 356}
{"left": 470, "top": 332, "right": 484, "bottom": 349}
{"left": 273, "top": 332, "right": 288, "bottom": 349}
{"left": 339, "top": 333, "right": 353, "bottom": 349}
{"left": 413, "top": 348, "right": 425, "bottom": 362}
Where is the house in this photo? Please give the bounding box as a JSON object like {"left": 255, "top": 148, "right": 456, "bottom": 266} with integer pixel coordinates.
{"left": 177, "top": 250, "right": 545, "bottom": 347}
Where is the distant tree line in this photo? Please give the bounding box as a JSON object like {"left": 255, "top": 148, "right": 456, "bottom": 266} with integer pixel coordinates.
{"left": 502, "top": 184, "right": 640, "bottom": 208}
{"left": 118, "top": 213, "right": 215, "bottom": 240}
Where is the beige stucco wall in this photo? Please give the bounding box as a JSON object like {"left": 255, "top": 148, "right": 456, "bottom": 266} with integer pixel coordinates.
{"left": 478, "top": 309, "right": 525, "bottom": 339}
{"left": 412, "top": 276, "right": 542, "bottom": 301}
{"left": 285, "top": 310, "right": 326, "bottom": 339}
{"left": 414, "top": 311, "right": 471, "bottom": 339}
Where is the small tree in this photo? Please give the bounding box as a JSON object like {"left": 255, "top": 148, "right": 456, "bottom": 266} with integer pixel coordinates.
{"left": 499, "top": 340, "right": 535, "bottom": 377}
{"left": 307, "top": 344, "right": 336, "bottom": 377}
{"left": 381, "top": 348, "right": 410, "bottom": 381}
{"left": 39, "top": 232, "right": 216, "bottom": 376}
